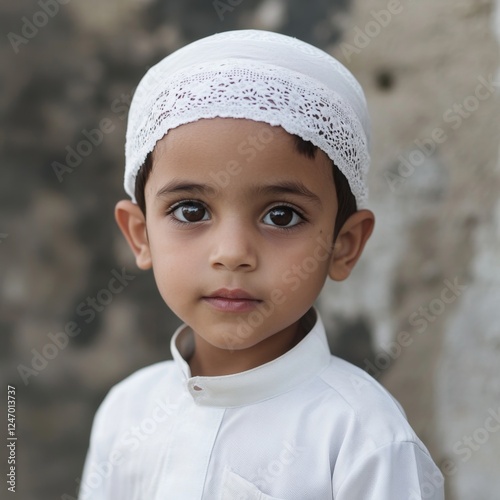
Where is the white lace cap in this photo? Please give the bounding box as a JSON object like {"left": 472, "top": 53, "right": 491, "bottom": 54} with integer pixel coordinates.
{"left": 125, "top": 30, "right": 371, "bottom": 208}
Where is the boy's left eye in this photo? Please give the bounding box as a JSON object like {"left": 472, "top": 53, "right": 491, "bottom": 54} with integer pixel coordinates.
{"left": 262, "top": 206, "right": 303, "bottom": 228}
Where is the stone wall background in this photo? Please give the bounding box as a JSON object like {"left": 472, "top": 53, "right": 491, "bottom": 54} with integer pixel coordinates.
{"left": 0, "top": 0, "right": 499, "bottom": 498}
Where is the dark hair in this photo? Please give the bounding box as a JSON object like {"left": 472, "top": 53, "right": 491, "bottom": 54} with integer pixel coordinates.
{"left": 134, "top": 135, "right": 357, "bottom": 241}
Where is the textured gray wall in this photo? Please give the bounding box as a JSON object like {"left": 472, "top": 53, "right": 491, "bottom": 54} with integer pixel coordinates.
{"left": 1, "top": 0, "right": 499, "bottom": 498}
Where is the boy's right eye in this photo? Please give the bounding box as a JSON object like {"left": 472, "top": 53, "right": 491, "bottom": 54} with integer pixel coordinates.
{"left": 168, "top": 201, "right": 210, "bottom": 223}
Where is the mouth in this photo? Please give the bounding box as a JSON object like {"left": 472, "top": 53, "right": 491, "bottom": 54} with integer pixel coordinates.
{"left": 202, "top": 288, "right": 262, "bottom": 312}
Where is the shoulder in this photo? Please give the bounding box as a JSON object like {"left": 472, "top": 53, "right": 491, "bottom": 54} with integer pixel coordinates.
{"left": 312, "top": 357, "right": 441, "bottom": 488}
{"left": 319, "top": 355, "right": 405, "bottom": 412}
{"left": 313, "top": 355, "right": 419, "bottom": 445}
{"left": 90, "top": 360, "right": 177, "bottom": 439}
{"left": 107, "top": 360, "right": 175, "bottom": 400}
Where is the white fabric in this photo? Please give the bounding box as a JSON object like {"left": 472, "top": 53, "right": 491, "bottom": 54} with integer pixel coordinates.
{"left": 124, "top": 30, "right": 370, "bottom": 208}
{"left": 79, "top": 308, "right": 444, "bottom": 499}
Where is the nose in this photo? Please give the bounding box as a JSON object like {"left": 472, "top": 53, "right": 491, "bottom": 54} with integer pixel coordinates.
{"left": 208, "top": 217, "right": 257, "bottom": 272}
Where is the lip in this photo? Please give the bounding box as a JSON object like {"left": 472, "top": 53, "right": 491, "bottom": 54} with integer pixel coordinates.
{"left": 206, "top": 288, "right": 258, "bottom": 300}
{"left": 203, "top": 288, "right": 262, "bottom": 312}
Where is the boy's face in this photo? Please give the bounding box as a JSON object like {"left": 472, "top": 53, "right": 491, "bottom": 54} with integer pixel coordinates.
{"left": 116, "top": 118, "right": 374, "bottom": 375}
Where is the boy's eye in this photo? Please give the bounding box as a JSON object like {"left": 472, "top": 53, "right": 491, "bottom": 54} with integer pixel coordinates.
{"left": 171, "top": 202, "right": 209, "bottom": 222}
{"left": 262, "top": 206, "right": 302, "bottom": 228}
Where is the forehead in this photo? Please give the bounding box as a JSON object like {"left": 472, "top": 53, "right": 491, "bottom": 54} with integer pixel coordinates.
{"left": 146, "top": 118, "right": 334, "bottom": 199}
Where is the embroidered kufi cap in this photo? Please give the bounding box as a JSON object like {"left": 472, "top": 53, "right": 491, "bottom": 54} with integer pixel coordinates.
{"left": 124, "top": 30, "right": 370, "bottom": 208}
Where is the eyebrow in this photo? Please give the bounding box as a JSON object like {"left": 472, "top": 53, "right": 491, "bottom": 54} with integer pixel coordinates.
{"left": 155, "top": 179, "right": 322, "bottom": 207}
{"left": 156, "top": 180, "right": 216, "bottom": 198}
{"left": 253, "top": 181, "right": 322, "bottom": 207}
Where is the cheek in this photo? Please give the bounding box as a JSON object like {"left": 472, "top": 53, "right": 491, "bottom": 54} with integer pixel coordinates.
{"left": 266, "top": 237, "right": 331, "bottom": 296}
{"left": 147, "top": 233, "right": 196, "bottom": 299}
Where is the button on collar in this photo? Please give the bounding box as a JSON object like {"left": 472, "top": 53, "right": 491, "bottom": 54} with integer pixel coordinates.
{"left": 188, "top": 378, "right": 208, "bottom": 398}
{"left": 171, "top": 308, "right": 331, "bottom": 407}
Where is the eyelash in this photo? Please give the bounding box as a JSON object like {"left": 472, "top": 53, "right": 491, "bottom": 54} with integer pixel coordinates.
{"left": 164, "top": 199, "right": 308, "bottom": 231}
{"left": 265, "top": 203, "right": 309, "bottom": 232}
{"left": 165, "top": 199, "right": 204, "bottom": 228}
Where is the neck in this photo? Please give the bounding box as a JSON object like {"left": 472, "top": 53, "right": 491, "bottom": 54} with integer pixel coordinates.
{"left": 188, "top": 320, "right": 306, "bottom": 377}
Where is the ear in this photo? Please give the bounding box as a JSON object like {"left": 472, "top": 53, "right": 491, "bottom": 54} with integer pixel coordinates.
{"left": 114, "top": 200, "right": 152, "bottom": 270}
{"left": 328, "top": 209, "right": 375, "bottom": 281}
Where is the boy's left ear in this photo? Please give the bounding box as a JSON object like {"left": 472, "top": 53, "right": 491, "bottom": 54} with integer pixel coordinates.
{"left": 328, "top": 209, "right": 375, "bottom": 281}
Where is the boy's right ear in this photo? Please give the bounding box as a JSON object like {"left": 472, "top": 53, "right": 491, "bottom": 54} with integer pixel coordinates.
{"left": 114, "top": 200, "right": 152, "bottom": 270}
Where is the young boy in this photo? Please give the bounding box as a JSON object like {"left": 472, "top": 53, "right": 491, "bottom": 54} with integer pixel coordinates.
{"left": 79, "top": 30, "right": 444, "bottom": 499}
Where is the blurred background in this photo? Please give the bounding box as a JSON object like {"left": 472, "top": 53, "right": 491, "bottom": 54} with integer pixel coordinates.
{"left": 1, "top": 0, "right": 499, "bottom": 498}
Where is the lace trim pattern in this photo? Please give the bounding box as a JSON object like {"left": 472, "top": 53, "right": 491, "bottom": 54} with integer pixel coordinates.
{"left": 125, "top": 61, "right": 369, "bottom": 207}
